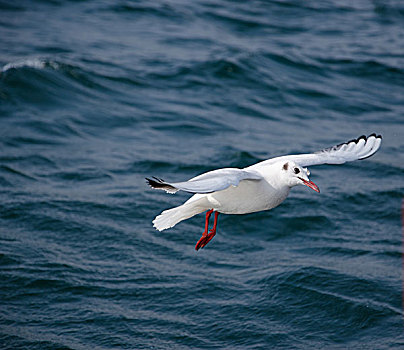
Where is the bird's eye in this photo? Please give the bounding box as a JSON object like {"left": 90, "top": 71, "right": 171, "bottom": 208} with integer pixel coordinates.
{"left": 294, "top": 168, "right": 300, "bottom": 174}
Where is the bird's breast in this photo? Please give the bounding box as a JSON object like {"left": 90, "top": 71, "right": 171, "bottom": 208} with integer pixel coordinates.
{"left": 207, "top": 180, "right": 289, "bottom": 215}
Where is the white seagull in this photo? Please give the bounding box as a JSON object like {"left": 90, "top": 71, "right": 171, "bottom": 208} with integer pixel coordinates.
{"left": 146, "top": 134, "right": 382, "bottom": 250}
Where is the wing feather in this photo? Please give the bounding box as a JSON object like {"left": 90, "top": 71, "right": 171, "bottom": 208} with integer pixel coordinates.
{"left": 356, "top": 136, "right": 375, "bottom": 158}
{"left": 146, "top": 134, "right": 382, "bottom": 195}
{"left": 146, "top": 168, "right": 263, "bottom": 194}
{"left": 249, "top": 134, "right": 382, "bottom": 169}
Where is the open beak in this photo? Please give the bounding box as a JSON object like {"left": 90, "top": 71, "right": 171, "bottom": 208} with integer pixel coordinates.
{"left": 298, "top": 177, "right": 320, "bottom": 193}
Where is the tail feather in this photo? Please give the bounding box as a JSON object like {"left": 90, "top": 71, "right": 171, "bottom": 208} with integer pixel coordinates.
{"left": 153, "top": 202, "right": 207, "bottom": 231}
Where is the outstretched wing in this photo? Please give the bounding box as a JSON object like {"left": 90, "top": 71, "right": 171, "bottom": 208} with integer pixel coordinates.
{"left": 146, "top": 168, "right": 263, "bottom": 194}
{"left": 250, "top": 134, "right": 382, "bottom": 168}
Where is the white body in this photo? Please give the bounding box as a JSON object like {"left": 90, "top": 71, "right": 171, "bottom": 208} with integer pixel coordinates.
{"left": 185, "top": 164, "right": 290, "bottom": 215}
{"left": 148, "top": 134, "right": 382, "bottom": 231}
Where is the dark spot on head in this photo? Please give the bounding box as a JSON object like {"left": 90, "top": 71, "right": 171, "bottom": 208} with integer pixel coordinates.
{"left": 294, "top": 167, "right": 300, "bottom": 174}
{"left": 283, "top": 162, "right": 289, "bottom": 171}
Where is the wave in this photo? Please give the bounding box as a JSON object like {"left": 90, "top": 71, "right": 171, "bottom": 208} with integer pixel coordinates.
{"left": 0, "top": 1, "right": 402, "bottom": 348}
{"left": 1, "top": 58, "right": 60, "bottom": 73}
{"left": 0, "top": 57, "right": 114, "bottom": 109}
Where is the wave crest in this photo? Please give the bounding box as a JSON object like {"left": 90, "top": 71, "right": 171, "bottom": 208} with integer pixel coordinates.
{"left": 2, "top": 58, "right": 60, "bottom": 73}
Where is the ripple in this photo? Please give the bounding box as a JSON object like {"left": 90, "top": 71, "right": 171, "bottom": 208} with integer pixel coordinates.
{"left": 0, "top": 0, "right": 402, "bottom": 348}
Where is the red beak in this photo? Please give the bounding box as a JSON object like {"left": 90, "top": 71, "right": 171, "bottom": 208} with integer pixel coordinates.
{"left": 299, "top": 177, "right": 320, "bottom": 193}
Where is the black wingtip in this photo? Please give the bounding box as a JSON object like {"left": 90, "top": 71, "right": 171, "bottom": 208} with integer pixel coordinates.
{"left": 348, "top": 133, "right": 382, "bottom": 145}
{"left": 368, "top": 133, "right": 382, "bottom": 140}
{"left": 357, "top": 133, "right": 383, "bottom": 160}
{"left": 146, "top": 177, "right": 163, "bottom": 188}
{"left": 318, "top": 133, "right": 383, "bottom": 155}
{"left": 145, "top": 177, "right": 178, "bottom": 193}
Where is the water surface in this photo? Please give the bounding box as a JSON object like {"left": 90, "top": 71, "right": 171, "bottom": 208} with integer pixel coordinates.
{"left": 0, "top": 0, "right": 403, "bottom": 349}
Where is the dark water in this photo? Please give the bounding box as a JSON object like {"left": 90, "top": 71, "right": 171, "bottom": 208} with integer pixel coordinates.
{"left": 1, "top": 0, "right": 403, "bottom": 348}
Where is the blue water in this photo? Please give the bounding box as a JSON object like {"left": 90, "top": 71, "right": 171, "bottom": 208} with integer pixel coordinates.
{"left": 1, "top": 1, "right": 403, "bottom": 349}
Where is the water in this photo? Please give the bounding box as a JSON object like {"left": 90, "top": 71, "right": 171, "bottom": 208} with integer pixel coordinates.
{"left": 0, "top": 0, "right": 403, "bottom": 348}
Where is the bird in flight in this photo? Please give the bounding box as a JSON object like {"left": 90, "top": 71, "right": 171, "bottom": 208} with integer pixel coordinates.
{"left": 146, "top": 134, "right": 382, "bottom": 250}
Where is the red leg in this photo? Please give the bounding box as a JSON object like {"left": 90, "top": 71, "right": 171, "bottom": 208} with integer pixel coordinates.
{"left": 201, "top": 211, "right": 219, "bottom": 248}
{"left": 211, "top": 211, "right": 219, "bottom": 233}
{"left": 195, "top": 209, "right": 213, "bottom": 250}
{"left": 203, "top": 209, "right": 213, "bottom": 236}
{"left": 195, "top": 210, "right": 219, "bottom": 251}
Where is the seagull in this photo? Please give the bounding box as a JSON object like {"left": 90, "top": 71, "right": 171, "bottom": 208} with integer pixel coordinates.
{"left": 146, "top": 134, "right": 382, "bottom": 250}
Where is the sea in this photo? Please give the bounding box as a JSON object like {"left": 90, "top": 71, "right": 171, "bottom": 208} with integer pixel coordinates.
{"left": 0, "top": 0, "right": 403, "bottom": 349}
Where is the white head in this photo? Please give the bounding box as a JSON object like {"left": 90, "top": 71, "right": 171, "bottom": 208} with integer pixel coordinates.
{"left": 280, "top": 161, "right": 320, "bottom": 193}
